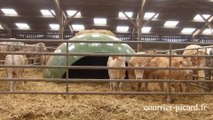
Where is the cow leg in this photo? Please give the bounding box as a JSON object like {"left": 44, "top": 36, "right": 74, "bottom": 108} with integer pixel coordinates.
{"left": 164, "top": 82, "right": 172, "bottom": 103}
{"left": 118, "top": 82, "right": 123, "bottom": 91}
{"left": 137, "top": 82, "right": 142, "bottom": 91}
{"left": 112, "top": 82, "right": 118, "bottom": 91}
{"left": 109, "top": 81, "right": 113, "bottom": 91}
{"left": 7, "top": 72, "right": 14, "bottom": 92}
{"left": 159, "top": 82, "right": 164, "bottom": 92}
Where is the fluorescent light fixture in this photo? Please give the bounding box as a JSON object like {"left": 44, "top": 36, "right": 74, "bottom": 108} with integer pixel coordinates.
{"left": 144, "top": 12, "right": 158, "bottom": 20}
{"left": 202, "top": 28, "right": 213, "bottom": 35}
{"left": 1, "top": 8, "right": 17, "bottom": 15}
{"left": 181, "top": 28, "right": 196, "bottom": 34}
{"left": 193, "top": 14, "right": 211, "bottom": 22}
{"left": 40, "top": 9, "right": 55, "bottom": 17}
{"left": 72, "top": 24, "right": 85, "bottom": 31}
{"left": 142, "top": 27, "right": 151, "bottom": 33}
{"left": 15, "top": 23, "right": 30, "bottom": 30}
{"left": 49, "top": 24, "right": 59, "bottom": 30}
{"left": 66, "top": 10, "right": 81, "bottom": 17}
{"left": 0, "top": 24, "right": 3, "bottom": 29}
{"left": 94, "top": 18, "right": 107, "bottom": 26}
{"left": 118, "top": 12, "right": 133, "bottom": 19}
{"left": 116, "top": 26, "right": 129, "bottom": 33}
{"left": 164, "top": 20, "right": 179, "bottom": 28}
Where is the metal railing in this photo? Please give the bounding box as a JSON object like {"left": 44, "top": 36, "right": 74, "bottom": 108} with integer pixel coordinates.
{"left": 0, "top": 38, "right": 212, "bottom": 99}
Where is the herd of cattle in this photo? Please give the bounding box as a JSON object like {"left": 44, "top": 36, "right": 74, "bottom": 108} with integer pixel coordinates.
{"left": 107, "top": 44, "right": 213, "bottom": 96}
{"left": 0, "top": 41, "right": 213, "bottom": 100}
{"left": 0, "top": 41, "right": 49, "bottom": 91}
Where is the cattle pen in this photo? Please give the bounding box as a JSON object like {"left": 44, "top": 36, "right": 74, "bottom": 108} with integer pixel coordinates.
{"left": 0, "top": 36, "right": 213, "bottom": 120}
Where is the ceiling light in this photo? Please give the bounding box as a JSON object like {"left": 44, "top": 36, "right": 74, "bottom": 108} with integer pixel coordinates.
{"left": 66, "top": 10, "right": 81, "bottom": 17}
{"left": 0, "top": 24, "right": 3, "bottom": 29}
{"left": 94, "top": 18, "right": 107, "bottom": 26}
{"left": 141, "top": 27, "right": 151, "bottom": 33}
{"left": 40, "top": 9, "right": 55, "bottom": 17}
{"left": 49, "top": 24, "right": 59, "bottom": 30}
{"left": 116, "top": 26, "right": 129, "bottom": 33}
{"left": 181, "top": 28, "right": 196, "bottom": 34}
{"left": 15, "top": 23, "right": 30, "bottom": 30}
{"left": 118, "top": 12, "right": 133, "bottom": 19}
{"left": 202, "top": 28, "right": 213, "bottom": 35}
{"left": 164, "top": 20, "right": 179, "bottom": 28}
{"left": 144, "top": 12, "right": 158, "bottom": 20}
{"left": 193, "top": 14, "right": 211, "bottom": 22}
{"left": 1, "top": 8, "right": 17, "bottom": 15}
{"left": 72, "top": 24, "right": 85, "bottom": 31}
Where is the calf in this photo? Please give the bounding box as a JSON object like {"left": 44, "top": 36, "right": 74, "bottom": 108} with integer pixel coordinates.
{"left": 128, "top": 51, "right": 154, "bottom": 91}
{"left": 4, "top": 54, "right": 27, "bottom": 91}
{"left": 0, "top": 42, "right": 24, "bottom": 60}
{"left": 107, "top": 56, "right": 126, "bottom": 91}
{"left": 183, "top": 44, "right": 205, "bottom": 67}
{"left": 147, "top": 57, "right": 193, "bottom": 102}
{"left": 21, "top": 42, "right": 46, "bottom": 64}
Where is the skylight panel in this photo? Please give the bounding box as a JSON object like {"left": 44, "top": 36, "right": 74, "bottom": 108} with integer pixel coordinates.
{"left": 193, "top": 14, "right": 211, "bottom": 22}
{"left": 40, "top": 9, "right": 55, "bottom": 17}
{"left": 72, "top": 24, "right": 85, "bottom": 31}
{"left": 181, "top": 28, "right": 196, "bottom": 34}
{"left": 116, "top": 26, "right": 129, "bottom": 33}
{"left": 15, "top": 23, "right": 30, "bottom": 30}
{"left": 66, "top": 10, "right": 81, "bottom": 17}
{"left": 0, "top": 24, "right": 3, "bottom": 29}
{"left": 144, "top": 12, "right": 159, "bottom": 20}
{"left": 49, "top": 24, "right": 59, "bottom": 30}
{"left": 94, "top": 18, "right": 107, "bottom": 26}
{"left": 1, "top": 8, "right": 17, "bottom": 15}
{"left": 202, "top": 28, "right": 213, "bottom": 35}
{"left": 118, "top": 12, "right": 133, "bottom": 19}
{"left": 141, "top": 26, "right": 151, "bottom": 33}
{"left": 164, "top": 20, "right": 179, "bottom": 28}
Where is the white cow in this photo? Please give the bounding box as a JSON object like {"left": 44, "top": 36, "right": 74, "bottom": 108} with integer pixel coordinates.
{"left": 107, "top": 56, "right": 126, "bottom": 91}
{"left": 0, "top": 42, "right": 24, "bottom": 60}
{"left": 4, "top": 54, "right": 27, "bottom": 91}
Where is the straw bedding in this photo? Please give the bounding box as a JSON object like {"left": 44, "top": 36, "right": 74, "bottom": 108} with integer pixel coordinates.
{"left": 0, "top": 69, "right": 212, "bottom": 120}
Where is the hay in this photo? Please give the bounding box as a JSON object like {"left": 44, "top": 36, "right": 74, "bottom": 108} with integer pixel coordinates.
{"left": 75, "top": 29, "right": 115, "bottom": 36}
{"left": 0, "top": 69, "right": 213, "bottom": 120}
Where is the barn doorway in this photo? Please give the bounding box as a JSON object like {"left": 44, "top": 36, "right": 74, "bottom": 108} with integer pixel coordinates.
{"left": 63, "top": 56, "right": 109, "bottom": 79}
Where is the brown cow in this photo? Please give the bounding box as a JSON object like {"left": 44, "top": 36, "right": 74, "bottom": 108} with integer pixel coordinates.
{"left": 128, "top": 50, "right": 158, "bottom": 91}
{"left": 147, "top": 57, "right": 193, "bottom": 102}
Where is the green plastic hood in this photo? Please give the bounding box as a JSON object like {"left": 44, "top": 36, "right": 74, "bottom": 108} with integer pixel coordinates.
{"left": 43, "top": 33, "right": 135, "bottom": 78}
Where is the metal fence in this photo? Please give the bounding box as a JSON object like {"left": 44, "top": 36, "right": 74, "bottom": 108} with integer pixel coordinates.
{"left": 0, "top": 38, "right": 213, "bottom": 100}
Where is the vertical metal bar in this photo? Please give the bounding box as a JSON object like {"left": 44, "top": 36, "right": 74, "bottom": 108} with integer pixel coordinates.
{"left": 168, "top": 43, "right": 172, "bottom": 102}
{"left": 66, "top": 40, "right": 69, "bottom": 93}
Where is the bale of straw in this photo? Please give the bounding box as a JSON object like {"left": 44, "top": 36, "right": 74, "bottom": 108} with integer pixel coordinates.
{"left": 75, "top": 29, "right": 115, "bottom": 36}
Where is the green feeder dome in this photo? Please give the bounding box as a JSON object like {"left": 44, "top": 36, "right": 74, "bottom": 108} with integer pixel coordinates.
{"left": 43, "top": 33, "right": 135, "bottom": 79}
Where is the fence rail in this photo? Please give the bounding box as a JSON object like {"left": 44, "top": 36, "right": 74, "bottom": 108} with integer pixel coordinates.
{"left": 0, "top": 38, "right": 212, "bottom": 98}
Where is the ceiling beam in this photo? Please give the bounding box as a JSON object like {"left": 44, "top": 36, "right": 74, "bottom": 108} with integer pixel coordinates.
{"left": 192, "top": 15, "right": 213, "bottom": 38}
{"left": 0, "top": 22, "right": 14, "bottom": 37}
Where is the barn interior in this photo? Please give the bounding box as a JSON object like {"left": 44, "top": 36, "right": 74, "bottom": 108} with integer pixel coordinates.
{"left": 0, "top": 0, "right": 213, "bottom": 119}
